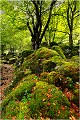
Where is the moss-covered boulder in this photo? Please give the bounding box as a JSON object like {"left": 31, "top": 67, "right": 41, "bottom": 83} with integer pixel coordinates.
{"left": 40, "top": 71, "right": 73, "bottom": 90}
{"left": 22, "top": 47, "right": 64, "bottom": 74}
{"left": 71, "top": 55, "right": 79, "bottom": 63}
{"left": 2, "top": 80, "right": 36, "bottom": 111}
{"left": 29, "top": 81, "right": 70, "bottom": 119}
{"left": 72, "top": 86, "right": 79, "bottom": 106}
{"left": 1, "top": 75, "right": 70, "bottom": 119}
{"left": 19, "top": 49, "right": 34, "bottom": 58}
{"left": 52, "top": 46, "right": 66, "bottom": 59}
{"left": 55, "top": 61, "right": 79, "bottom": 83}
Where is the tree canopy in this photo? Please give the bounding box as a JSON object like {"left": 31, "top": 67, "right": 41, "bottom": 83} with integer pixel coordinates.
{"left": 1, "top": 0, "right": 80, "bottom": 51}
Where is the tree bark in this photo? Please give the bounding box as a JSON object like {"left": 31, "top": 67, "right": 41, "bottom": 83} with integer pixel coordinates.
{"left": 67, "top": 0, "right": 77, "bottom": 50}
{"left": 27, "top": 0, "right": 57, "bottom": 50}
{"left": 69, "top": 30, "right": 73, "bottom": 49}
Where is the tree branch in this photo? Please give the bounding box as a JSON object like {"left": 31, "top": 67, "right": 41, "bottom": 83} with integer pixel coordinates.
{"left": 32, "top": 0, "right": 40, "bottom": 24}
{"left": 67, "top": 0, "right": 71, "bottom": 29}
{"left": 52, "top": 13, "right": 67, "bottom": 19}
{"left": 73, "top": 14, "right": 80, "bottom": 19}
{"left": 27, "top": 22, "right": 33, "bottom": 37}
{"left": 40, "top": 0, "right": 57, "bottom": 41}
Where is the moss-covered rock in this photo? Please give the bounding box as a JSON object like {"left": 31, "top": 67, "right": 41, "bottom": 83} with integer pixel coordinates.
{"left": 2, "top": 80, "right": 36, "bottom": 111}
{"left": 42, "top": 60, "right": 56, "bottom": 72}
{"left": 19, "top": 49, "right": 34, "bottom": 58}
{"left": 29, "top": 81, "right": 70, "bottom": 119}
{"left": 72, "top": 88, "right": 79, "bottom": 106}
{"left": 71, "top": 55, "right": 79, "bottom": 63}
{"left": 52, "top": 46, "right": 66, "bottom": 59}
{"left": 2, "top": 75, "right": 70, "bottom": 119}
{"left": 40, "top": 71, "right": 73, "bottom": 90}
{"left": 22, "top": 47, "right": 64, "bottom": 74}
{"left": 55, "top": 61, "right": 79, "bottom": 83}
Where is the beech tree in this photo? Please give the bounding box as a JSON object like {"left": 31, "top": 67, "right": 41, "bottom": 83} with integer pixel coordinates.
{"left": 67, "top": 0, "right": 79, "bottom": 49}
{"left": 25, "top": 0, "right": 57, "bottom": 50}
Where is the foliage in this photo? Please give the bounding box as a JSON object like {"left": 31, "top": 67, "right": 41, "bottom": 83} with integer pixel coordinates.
{"left": 1, "top": 0, "right": 79, "bottom": 119}
{"left": 1, "top": 0, "right": 31, "bottom": 51}
{"left": 1, "top": 0, "right": 80, "bottom": 51}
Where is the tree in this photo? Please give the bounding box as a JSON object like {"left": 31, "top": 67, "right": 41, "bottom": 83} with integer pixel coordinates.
{"left": 50, "top": 0, "right": 80, "bottom": 48}
{"left": 67, "top": 0, "right": 79, "bottom": 49}
{"left": 25, "top": 0, "right": 57, "bottom": 50}
{"left": 1, "top": 0, "right": 30, "bottom": 52}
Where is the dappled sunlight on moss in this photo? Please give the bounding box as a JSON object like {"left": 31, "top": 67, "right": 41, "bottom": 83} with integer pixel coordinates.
{"left": 55, "top": 61, "right": 79, "bottom": 83}
{"left": 1, "top": 47, "right": 79, "bottom": 119}
{"left": 29, "top": 81, "right": 70, "bottom": 119}
{"left": 22, "top": 47, "right": 65, "bottom": 74}
{"left": 52, "top": 45, "right": 66, "bottom": 59}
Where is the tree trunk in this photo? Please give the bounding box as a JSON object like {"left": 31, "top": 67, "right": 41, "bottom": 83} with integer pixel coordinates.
{"left": 27, "top": 0, "right": 57, "bottom": 50}
{"left": 32, "top": 41, "right": 35, "bottom": 50}
{"left": 31, "top": 36, "right": 40, "bottom": 50}
{"left": 69, "top": 30, "right": 73, "bottom": 49}
{"left": 35, "top": 41, "right": 40, "bottom": 50}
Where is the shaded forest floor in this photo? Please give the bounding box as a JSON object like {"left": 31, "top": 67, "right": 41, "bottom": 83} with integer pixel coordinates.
{"left": 0, "top": 64, "right": 14, "bottom": 101}
{"left": 1, "top": 63, "right": 80, "bottom": 120}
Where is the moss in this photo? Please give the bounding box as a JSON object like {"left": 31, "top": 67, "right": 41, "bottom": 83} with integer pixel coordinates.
{"left": 2, "top": 80, "right": 36, "bottom": 111}
{"left": 2, "top": 77, "right": 70, "bottom": 119}
{"left": 52, "top": 46, "right": 66, "bottom": 59}
{"left": 2, "top": 100, "right": 20, "bottom": 119}
{"left": 19, "top": 49, "right": 34, "bottom": 58}
{"left": 40, "top": 71, "right": 73, "bottom": 90}
{"left": 17, "top": 102, "right": 30, "bottom": 119}
{"left": 72, "top": 88, "right": 79, "bottom": 106}
{"left": 4, "top": 68, "right": 32, "bottom": 96}
{"left": 4, "top": 70, "right": 25, "bottom": 96}
{"left": 43, "top": 60, "right": 56, "bottom": 72}
{"left": 22, "top": 47, "right": 63, "bottom": 74}
{"left": 71, "top": 55, "right": 79, "bottom": 63}
{"left": 29, "top": 81, "right": 70, "bottom": 119}
{"left": 55, "top": 61, "right": 79, "bottom": 83}
{"left": 40, "top": 72, "right": 49, "bottom": 79}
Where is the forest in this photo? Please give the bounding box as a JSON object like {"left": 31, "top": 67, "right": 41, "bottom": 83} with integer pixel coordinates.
{"left": 0, "top": 0, "right": 80, "bottom": 119}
